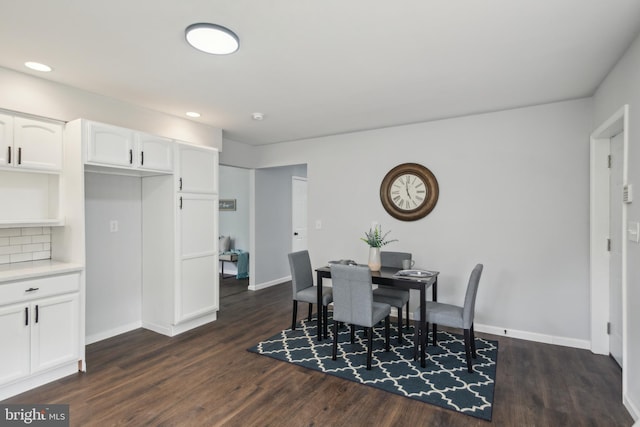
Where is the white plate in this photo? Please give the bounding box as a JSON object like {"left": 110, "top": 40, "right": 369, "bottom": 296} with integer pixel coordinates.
{"left": 395, "top": 269, "right": 436, "bottom": 278}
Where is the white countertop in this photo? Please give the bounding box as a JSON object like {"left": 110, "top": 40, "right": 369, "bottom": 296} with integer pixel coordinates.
{"left": 0, "top": 260, "right": 83, "bottom": 283}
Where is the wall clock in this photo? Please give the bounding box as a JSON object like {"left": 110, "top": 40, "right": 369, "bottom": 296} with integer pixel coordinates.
{"left": 379, "top": 163, "right": 439, "bottom": 221}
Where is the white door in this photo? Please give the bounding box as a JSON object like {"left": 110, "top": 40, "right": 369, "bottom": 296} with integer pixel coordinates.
{"left": 176, "top": 193, "right": 218, "bottom": 323}
{"left": 0, "top": 303, "right": 31, "bottom": 384}
{"left": 13, "top": 117, "right": 63, "bottom": 171}
{"left": 291, "top": 177, "right": 307, "bottom": 252}
{"left": 609, "top": 132, "right": 623, "bottom": 367}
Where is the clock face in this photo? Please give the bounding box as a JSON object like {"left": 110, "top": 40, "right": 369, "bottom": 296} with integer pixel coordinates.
{"left": 380, "top": 163, "right": 439, "bottom": 221}
{"left": 390, "top": 173, "right": 427, "bottom": 211}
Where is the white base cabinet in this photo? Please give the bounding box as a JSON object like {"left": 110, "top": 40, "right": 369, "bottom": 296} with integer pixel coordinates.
{"left": 0, "top": 271, "right": 81, "bottom": 401}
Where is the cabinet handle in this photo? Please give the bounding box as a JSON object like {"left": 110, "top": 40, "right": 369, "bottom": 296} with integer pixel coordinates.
{"left": 7, "top": 146, "right": 10, "bottom": 164}
{"left": 25, "top": 287, "right": 39, "bottom": 292}
{"left": 179, "top": 177, "right": 183, "bottom": 191}
{"left": 18, "top": 147, "right": 22, "bottom": 165}
{"left": 35, "top": 305, "right": 39, "bottom": 323}
{"left": 25, "top": 307, "right": 29, "bottom": 326}
{"left": 141, "top": 151, "right": 144, "bottom": 166}
{"left": 179, "top": 196, "right": 183, "bottom": 210}
{"left": 129, "top": 149, "right": 133, "bottom": 165}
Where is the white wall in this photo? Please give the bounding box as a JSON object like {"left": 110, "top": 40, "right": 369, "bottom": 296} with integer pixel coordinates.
{"left": 0, "top": 67, "right": 222, "bottom": 149}
{"left": 84, "top": 173, "right": 142, "bottom": 343}
{"left": 593, "top": 30, "right": 640, "bottom": 421}
{"left": 226, "top": 98, "right": 593, "bottom": 347}
{"left": 219, "top": 165, "right": 251, "bottom": 252}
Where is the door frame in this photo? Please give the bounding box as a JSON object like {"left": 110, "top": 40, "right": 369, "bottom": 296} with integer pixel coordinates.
{"left": 291, "top": 176, "right": 308, "bottom": 252}
{"left": 589, "top": 104, "right": 628, "bottom": 392}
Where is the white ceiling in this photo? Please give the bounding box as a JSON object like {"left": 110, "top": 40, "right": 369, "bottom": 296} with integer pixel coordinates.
{"left": 1, "top": 1, "right": 640, "bottom": 145}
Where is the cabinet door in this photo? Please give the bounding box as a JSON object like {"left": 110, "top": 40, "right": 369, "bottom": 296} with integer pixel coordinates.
{"left": 0, "top": 303, "right": 30, "bottom": 385}
{"left": 0, "top": 113, "right": 13, "bottom": 167}
{"left": 30, "top": 294, "right": 80, "bottom": 373}
{"left": 176, "top": 144, "right": 217, "bottom": 194}
{"left": 176, "top": 194, "right": 218, "bottom": 322}
{"left": 86, "top": 122, "right": 135, "bottom": 167}
{"left": 13, "top": 117, "right": 63, "bottom": 171}
{"left": 136, "top": 133, "right": 173, "bottom": 172}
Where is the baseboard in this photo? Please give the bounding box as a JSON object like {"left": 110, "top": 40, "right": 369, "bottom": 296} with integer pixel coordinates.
{"left": 249, "top": 275, "right": 290, "bottom": 291}
{"left": 474, "top": 323, "right": 591, "bottom": 350}
{"left": 86, "top": 321, "right": 142, "bottom": 345}
{"left": 625, "top": 392, "right": 640, "bottom": 423}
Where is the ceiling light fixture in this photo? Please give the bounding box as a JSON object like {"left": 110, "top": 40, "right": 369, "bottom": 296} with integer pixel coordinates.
{"left": 186, "top": 111, "right": 201, "bottom": 118}
{"left": 185, "top": 23, "right": 239, "bottom": 55}
{"left": 252, "top": 112, "right": 264, "bottom": 121}
{"left": 25, "top": 61, "right": 52, "bottom": 72}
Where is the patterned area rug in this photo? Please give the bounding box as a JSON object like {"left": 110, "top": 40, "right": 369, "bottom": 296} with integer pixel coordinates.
{"left": 248, "top": 315, "right": 498, "bottom": 421}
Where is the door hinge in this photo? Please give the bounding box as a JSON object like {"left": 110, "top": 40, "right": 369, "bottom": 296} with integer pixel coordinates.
{"left": 608, "top": 155, "right": 612, "bottom": 168}
{"left": 607, "top": 238, "right": 611, "bottom": 252}
{"left": 607, "top": 322, "right": 611, "bottom": 335}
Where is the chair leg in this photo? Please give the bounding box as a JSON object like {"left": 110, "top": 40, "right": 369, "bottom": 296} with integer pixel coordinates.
{"left": 413, "top": 319, "right": 420, "bottom": 360}
{"left": 307, "top": 303, "right": 313, "bottom": 321}
{"left": 332, "top": 321, "right": 339, "bottom": 361}
{"left": 385, "top": 316, "right": 390, "bottom": 352}
{"left": 350, "top": 324, "right": 356, "bottom": 344}
{"left": 291, "top": 300, "right": 298, "bottom": 330}
{"left": 323, "top": 305, "right": 329, "bottom": 339}
{"left": 432, "top": 323, "right": 438, "bottom": 346}
{"left": 366, "top": 326, "right": 373, "bottom": 370}
{"left": 397, "top": 307, "right": 403, "bottom": 344}
{"left": 405, "top": 302, "right": 410, "bottom": 331}
{"left": 464, "top": 328, "right": 473, "bottom": 373}
{"left": 470, "top": 324, "right": 477, "bottom": 358}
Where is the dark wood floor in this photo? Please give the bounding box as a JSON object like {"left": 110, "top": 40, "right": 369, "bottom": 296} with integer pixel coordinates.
{"left": 2, "top": 277, "right": 634, "bottom": 426}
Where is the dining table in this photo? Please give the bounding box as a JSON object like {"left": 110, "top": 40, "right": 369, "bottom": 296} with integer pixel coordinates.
{"left": 315, "top": 264, "right": 439, "bottom": 368}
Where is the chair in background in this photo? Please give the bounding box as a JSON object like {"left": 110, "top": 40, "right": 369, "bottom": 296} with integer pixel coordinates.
{"left": 372, "top": 251, "right": 411, "bottom": 343}
{"left": 330, "top": 263, "right": 391, "bottom": 370}
{"left": 413, "top": 264, "right": 483, "bottom": 373}
{"left": 288, "top": 250, "right": 333, "bottom": 338}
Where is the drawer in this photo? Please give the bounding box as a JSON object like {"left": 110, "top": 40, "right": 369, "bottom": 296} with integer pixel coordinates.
{"left": 0, "top": 273, "right": 80, "bottom": 306}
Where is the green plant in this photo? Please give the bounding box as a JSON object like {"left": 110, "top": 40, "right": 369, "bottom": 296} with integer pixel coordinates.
{"left": 360, "top": 225, "right": 398, "bottom": 248}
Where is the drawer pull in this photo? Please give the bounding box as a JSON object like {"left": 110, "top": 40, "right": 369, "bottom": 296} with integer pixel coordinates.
{"left": 25, "top": 287, "right": 40, "bottom": 292}
{"left": 25, "top": 307, "right": 29, "bottom": 326}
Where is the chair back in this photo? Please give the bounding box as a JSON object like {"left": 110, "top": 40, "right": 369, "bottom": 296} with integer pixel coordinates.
{"left": 330, "top": 264, "right": 374, "bottom": 326}
{"left": 288, "top": 250, "right": 313, "bottom": 296}
{"left": 380, "top": 251, "right": 412, "bottom": 269}
{"left": 462, "top": 264, "right": 483, "bottom": 328}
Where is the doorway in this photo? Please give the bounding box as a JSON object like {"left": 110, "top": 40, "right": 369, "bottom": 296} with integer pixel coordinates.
{"left": 291, "top": 176, "right": 308, "bottom": 252}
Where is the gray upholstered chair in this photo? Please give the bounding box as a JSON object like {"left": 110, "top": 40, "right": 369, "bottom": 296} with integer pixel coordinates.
{"left": 413, "top": 264, "right": 483, "bottom": 372}
{"left": 288, "top": 250, "right": 333, "bottom": 338}
{"left": 330, "top": 264, "right": 391, "bottom": 370}
{"left": 372, "top": 251, "right": 411, "bottom": 343}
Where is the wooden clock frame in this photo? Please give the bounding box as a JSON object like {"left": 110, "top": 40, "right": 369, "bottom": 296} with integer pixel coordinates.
{"left": 379, "top": 163, "right": 439, "bottom": 221}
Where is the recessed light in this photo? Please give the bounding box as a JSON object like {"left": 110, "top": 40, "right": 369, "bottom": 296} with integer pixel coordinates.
{"left": 252, "top": 112, "right": 264, "bottom": 121}
{"left": 25, "top": 61, "right": 52, "bottom": 72}
{"left": 186, "top": 111, "right": 201, "bottom": 118}
{"left": 185, "top": 23, "right": 239, "bottom": 55}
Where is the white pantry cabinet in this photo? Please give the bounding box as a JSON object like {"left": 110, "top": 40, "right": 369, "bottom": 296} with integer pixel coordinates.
{"left": 0, "top": 113, "right": 63, "bottom": 172}
{"left": 0, "top": 271, "right": 82, "bottom": 401}
{"left": 85, "top": 121, "right": 173, "bottom": 173}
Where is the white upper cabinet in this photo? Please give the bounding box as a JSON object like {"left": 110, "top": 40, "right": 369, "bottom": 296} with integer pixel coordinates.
{"left": 135, "top": 133, "right": 173, "bottom": 172}
{"left": 176, "top": 143, "right": 218, "bottom": 194}
{"left": 85, "top": 121, "right": 173, "bottom": 173}
{"left": 86, "top": 121, "right": 134, "bottom": 168}
{"left": 0, "top": 113, "right": 63, "bottom": 172}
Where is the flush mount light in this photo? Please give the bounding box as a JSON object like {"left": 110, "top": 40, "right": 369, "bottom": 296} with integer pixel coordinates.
{"left": 185, "top": 23, "right": 239, "bottom": 55}
{"left": 252, "top": 112, "right": 264, "bottom": 121}
{"left": 186, "top": 111, "right": 201, "bottom": 118}
{"left": 25, "top": 61, "right": 52, "bottom": 72}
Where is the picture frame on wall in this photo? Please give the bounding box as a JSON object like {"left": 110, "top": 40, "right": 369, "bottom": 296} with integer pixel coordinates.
{"left": 219, "top": 199, "right": 237, "bottom": 211}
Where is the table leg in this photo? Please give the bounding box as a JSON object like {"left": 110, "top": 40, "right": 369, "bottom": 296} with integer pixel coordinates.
{"left": 432, "top": 277, "right": 438, "bottom": 346}
{"left": 420, "top": 285, "right": 426, "bottom": 368}
{"left": 316, "top": 271, "right": 323, "bottom": 342}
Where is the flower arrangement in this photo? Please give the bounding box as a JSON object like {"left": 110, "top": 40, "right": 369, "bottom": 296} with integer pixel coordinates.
{"left": 360, "top": 225, "right": 398, "bottom": 248}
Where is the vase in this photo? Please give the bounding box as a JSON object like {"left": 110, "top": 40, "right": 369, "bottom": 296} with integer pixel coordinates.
{"left": 368, "top": 247, "right": 381, "bottom": 271}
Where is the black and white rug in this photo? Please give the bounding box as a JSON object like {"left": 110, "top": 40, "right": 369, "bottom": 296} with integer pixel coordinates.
{"left": 248, "top": 316, "right": 498, "bottom": 421}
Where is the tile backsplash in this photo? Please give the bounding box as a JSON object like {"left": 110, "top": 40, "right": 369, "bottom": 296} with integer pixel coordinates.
{"left": 0, "top": 227, "right": 52, "bottom": 265}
